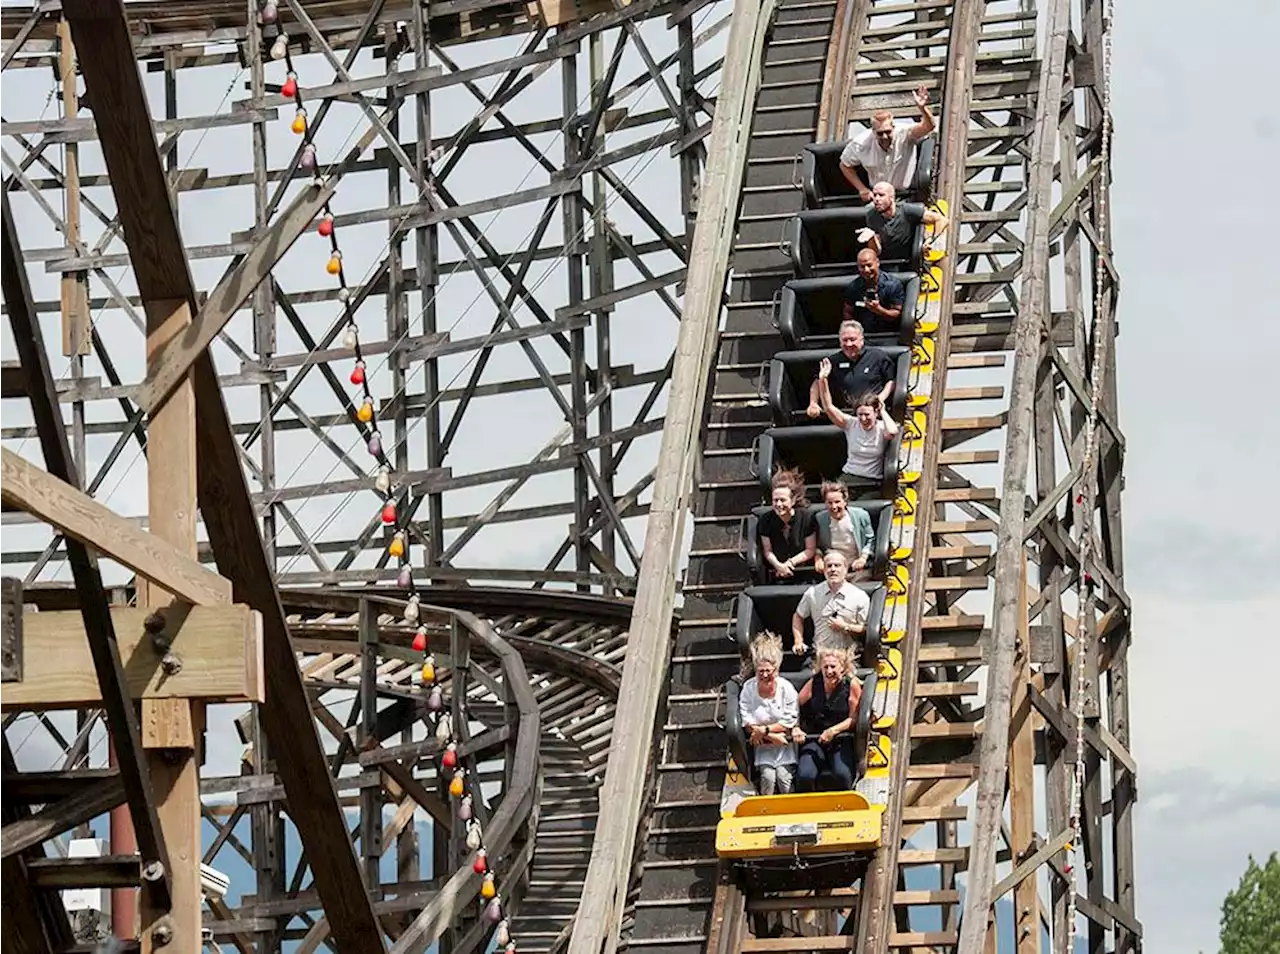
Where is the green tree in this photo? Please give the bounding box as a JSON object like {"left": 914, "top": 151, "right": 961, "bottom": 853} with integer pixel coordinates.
{"left": 1220, "top": 853, "right": 1280, "bottom": 954}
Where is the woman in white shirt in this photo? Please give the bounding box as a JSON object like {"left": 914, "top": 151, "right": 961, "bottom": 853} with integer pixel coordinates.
{"left": 818, "top": 356, "right": 899, "bottom": 500}
{"left": 738, "top": 632, "right": 800, "bottom": 795}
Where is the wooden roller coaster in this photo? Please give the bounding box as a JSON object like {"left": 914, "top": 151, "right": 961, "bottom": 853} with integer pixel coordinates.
{"left": 0, "top": 0, "right": 1135, "bottom": 952}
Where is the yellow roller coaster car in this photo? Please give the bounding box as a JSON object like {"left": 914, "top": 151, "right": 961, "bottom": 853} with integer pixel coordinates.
{"left": 716, "top": 789, "right": 884, "bottom": 859}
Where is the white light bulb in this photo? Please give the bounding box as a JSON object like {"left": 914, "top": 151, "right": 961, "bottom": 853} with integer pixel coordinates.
{"left": 270, "top": 35, "right": 288, "bottom": 60}
{"left": 343, "top": 324, "right": 358, "bottom": 350}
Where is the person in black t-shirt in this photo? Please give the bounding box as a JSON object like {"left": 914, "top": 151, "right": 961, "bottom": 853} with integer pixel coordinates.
{"left": 805, "top": 319, "right": 895, "bottom": 419}
{"left": 842, "top": 248, "right": 905, "bottom": 336}
{"left": 756, "top": 469, "right": 817, "bottom": 580}
{"left": 856, "top": 181, "right": 948, "bottom": 264}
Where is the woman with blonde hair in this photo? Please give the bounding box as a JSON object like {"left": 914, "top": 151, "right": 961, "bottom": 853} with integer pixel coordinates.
{"left": 738, "top": 632, "right": 800, "bottom": 795}
{"left": 792, "top": 646, "right": 861, "bottom": 791}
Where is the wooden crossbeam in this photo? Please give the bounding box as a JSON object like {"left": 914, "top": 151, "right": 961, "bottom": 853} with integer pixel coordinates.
{"left": 134, "top": 179, "right": 335, "bottom": 415}
{"left": 0, "top": 604, "right": 263, "bottom": 711}
{"left": 1, "top": 776, "right": 127, "bottom": 858}
{"left": 0, "top": 448, "right": 232, "bottom": 606}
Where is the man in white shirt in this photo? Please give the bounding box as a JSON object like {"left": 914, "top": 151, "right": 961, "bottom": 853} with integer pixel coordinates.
{"left": 839, "top": 85, "right": 935, "bottom": 202}
{"left": 791, "top": 550, "right": 871, "bottom": 657}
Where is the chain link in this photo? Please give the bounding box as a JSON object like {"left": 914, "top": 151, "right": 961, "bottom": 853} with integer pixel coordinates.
{"left": 1064, "top": 0, "right": 1113, "bottom": 944}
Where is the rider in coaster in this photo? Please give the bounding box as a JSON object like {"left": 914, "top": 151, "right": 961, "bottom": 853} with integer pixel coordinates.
{"left": 857, "top": 180, "right": 950, "bottom": 264}
{"left": 842, "top": 247, "right": 905, "bottom": 338}
{"left": 756, "top": 468, "right": 817, "bottom": 581}
{"left": 818, "top": 363, "right": 901, "bottom": 501}
{"left": 813, "top": 479, "right": 874, "bottom": 581}
{"left": 738, "top": 632, "right": 800, "bottom": 796}
{"left": 792, "top": 647, "right": 862, "bottom": 792}
{"left": 791, "top": 548, "right": 869, "bottom": 659}
{"left": 839, "top": 85, "right": 935, "bottom": 202}
{"left": 805, "top": 319, "right": 895, "bottom": 423}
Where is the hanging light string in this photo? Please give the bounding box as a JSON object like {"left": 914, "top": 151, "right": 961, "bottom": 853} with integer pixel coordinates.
{"left": 258, "top": 1, "right": 417, "bottom": 599}
{"left": 412, "top": 628, "right": 516, "bottom": 949}
{"left": 254, "top": 4, "right": 725, "bottom": 583}
{"left": 1064, "top": 0, "right": 1113, "bottom": 945}
{"left": 257, "top": 10, "right": 540, "bottom": 944}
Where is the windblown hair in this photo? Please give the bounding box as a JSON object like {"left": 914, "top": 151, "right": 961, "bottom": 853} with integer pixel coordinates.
{"left": 741, "top": 630, "right": 784, "bottom": 679}
{"left": 770, "top": 467, "right": 808, "bottom": 507}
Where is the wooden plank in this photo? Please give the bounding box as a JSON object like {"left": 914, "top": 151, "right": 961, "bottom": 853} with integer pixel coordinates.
{"left": 1, "top": 776, "right": 127, "bottom": 858}
{"left": 1009, "top": 555, "right": 1041, "bottom": 954}
{"left": 0, "top": 605, "right": 263, "bottom": 710}
{"left": 60, "top": 0, "right": 385, "bottom": 944}
{"left": 0, "top": 448, "right": 232, "bottom": 606}
{"left": 564, "top": 1, "right": 777, "bottom": 951}
{"left": 26, "top": 854, "right": 142, "bottom": 888}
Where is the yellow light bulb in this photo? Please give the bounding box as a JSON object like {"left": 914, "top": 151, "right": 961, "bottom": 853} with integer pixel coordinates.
{"left": 389, "top": 534, "right": 405, "bottom": 558}
{"left": 291, "top": 111, "right": 306, "bottom": 134}
{"left": 421, "top": 662, "right": 435, "bottom": 683}
{"left": 326, "top": 254, "right": 342, "bottom": 276}
{"left": 480, "top": 874, "right": 496, "bottom": 899}
{"left": 449, "top": 775, "right": 465, "bottom": 798}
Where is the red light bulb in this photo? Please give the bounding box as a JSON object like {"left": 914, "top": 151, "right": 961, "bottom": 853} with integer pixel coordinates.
{"left": 472, "top": 850, "right": 487, "bottom": 874}
{"left": 381, "top": 501, "right": 396, "bottom": 524}
{"left": 282, "top": 74, "right": 298, "bottom": 98}
{"left": 442, "top": 747, "right": 457, "bottom": 770}
{"left": 318, "top": 215, "right": 334, "bottom": 237}
{"left": 350, "top": 362, "right": 365, "bottom": 385}
{"left": 412, "top": 629, "right": 427, "bottom": 652}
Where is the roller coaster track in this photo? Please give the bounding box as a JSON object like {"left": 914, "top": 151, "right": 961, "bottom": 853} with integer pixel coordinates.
{"left": 616, "top": 0, "right": 1128, "bottom": 952}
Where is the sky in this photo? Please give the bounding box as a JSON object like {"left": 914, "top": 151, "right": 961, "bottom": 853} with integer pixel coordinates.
{"left": 2, "top": 0, "right": 1279, "bottom": 951}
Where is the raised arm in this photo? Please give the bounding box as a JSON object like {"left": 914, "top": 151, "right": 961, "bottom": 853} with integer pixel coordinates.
{"left": 879, "top": 401, "right": 899, "bottom": 439}
{"left": 908, "top": 85, "right": 936, "bottom": 142}
{"left": 818, "top": 360, "right": 850, "bottom": 429}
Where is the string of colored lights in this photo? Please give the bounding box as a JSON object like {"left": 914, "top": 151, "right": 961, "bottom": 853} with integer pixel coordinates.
{"left": 259, "top": 1, "right": 416, "bottom": 597}
{"left": 258, "top": 6, "right": 522, "bottom": 947}
{"left": 257, "top": 9, "right": 723, "bottom": 580}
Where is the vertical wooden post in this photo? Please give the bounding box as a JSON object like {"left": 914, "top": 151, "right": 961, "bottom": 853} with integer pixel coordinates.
{"left": 57, "top": 17, "right": 89, "bottom": 360}
{"left": 358, "top": 600, "right": 384, "bottom": 888}
{"left": 1010, "top": 554, "right": 1041, "bottom": 954}
{"left": 138, "top": 297, "right": 205, "bottom": 953}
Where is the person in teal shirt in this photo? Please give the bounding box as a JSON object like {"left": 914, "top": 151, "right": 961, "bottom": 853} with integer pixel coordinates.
{"left": 812, "top": 480, "right": 874, "bottom": 581}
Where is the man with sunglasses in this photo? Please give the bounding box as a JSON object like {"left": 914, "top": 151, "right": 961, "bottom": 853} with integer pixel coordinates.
{"left": 839, "top": 85, "right": 935, "bottom": 202}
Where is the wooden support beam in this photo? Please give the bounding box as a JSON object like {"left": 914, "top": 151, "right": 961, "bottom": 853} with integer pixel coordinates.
{"left": 956, "top": 1, "right": 1073, "bottom": 950}
{"left": 134, "top": 179, "right": 336, "bottom": 415}
{"left": 0, "top": 448, "right": 232, "bottom": 606}
{"left": 565, "top": 0, "right": 775, "bottom": 950}
{"left": 59, "top": 1, "right": 385, "bottom": 945}
{"left": 1, "top": 775, "right": 127, "bottom": 858}
{"left": 0, "top": 604, "right": 263, "bottom": 711}
{"left": 1009, "top": 555, "right": 1041, "bottom": 954}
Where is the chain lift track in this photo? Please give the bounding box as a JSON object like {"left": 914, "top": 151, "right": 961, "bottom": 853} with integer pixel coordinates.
{"left": 627, "top": 0, "right": 1137, "bottom": 952}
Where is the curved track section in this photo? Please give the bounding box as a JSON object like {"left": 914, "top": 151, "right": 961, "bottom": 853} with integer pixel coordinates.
{"left": 191, "top": 587, "right": 630, "bottom": 952}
